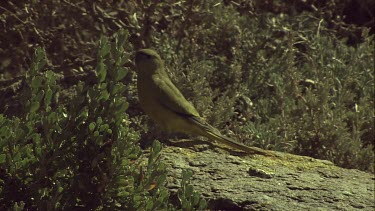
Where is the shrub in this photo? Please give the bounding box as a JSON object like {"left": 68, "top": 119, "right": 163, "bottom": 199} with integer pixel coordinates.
{"left": 0, "top": 30, "right": 206, "bottom": 210}
{"left": 0, "top": 0, "right": 373, "bottom": 176}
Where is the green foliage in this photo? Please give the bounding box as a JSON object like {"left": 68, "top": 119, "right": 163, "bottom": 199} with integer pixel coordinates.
{"left": 186, "top": 5, "right": 371, "bottom": 173}
{"left": 110, "top": 0, "right": 375, "bottom": 172}
{"left": 0, "top": 30, "right": 207, "bottom": 210}
{"left": 238, "top": 17, "right": 374, "bottom": 172}
{"left": 1, "top": 2, "right": 373, "bottom": 203}
{"left": 178, "top": 169, "right": 207, "bottom": 211}
{"left": 129, "top": 1, "right": 374, "bottom": 172}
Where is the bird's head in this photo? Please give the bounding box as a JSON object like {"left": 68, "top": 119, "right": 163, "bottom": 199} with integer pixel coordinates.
{"left": 135, "top": 49, "right": 164, "bottom": 75}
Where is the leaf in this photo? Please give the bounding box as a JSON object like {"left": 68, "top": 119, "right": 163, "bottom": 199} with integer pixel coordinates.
{"left": 99, "top": 123, "right": 109, "bottom": 132}
{"left": 37, "top": 59, "right": 46, "bottom": 71}
{"left": 96, "top": 117, "right": 103, "bottom": 125}
{"left": 0, "top": 154, "right": 6, "bottom": 164}
{"left": 31, "top": 76, "right": 43, "bottom": 89}
{"left": 116, "top": 29, "right": 128, "bottom": 50}
{"left": 192, "top": 192, "right": 200, "bottom": 206}
{"left": 185, "top": 184, "right": 193, "bottom": 197}
{"left": 111, "top": 83, "right": 125, "bottom": 95}
{"left": 44, "top": 88, "right": 53, "bottom": 107}
{"left": 151, "top": 140, "right": 162, "bottom": 154}
{"left": 89, "top": 122, "right": 96, "bottom": 131}
{"left": 96, "top": 62, "right": 107, "bottom": 83}
{"left": 98, "top": 90, "right": 110, "bottom": 101}
{"left": 115, "top": 67, "right": 128, "bottom": 82}
{"left": 117, "top": 54, "right": 129, "bottom": 66}
{"left": 35, "top": 147, "right": 42, "bottom": 157}
{"left": 0, "top": 125, "right": 11, "bottom": 142}
{"left": 35, "top": 90, "right": 45, "bottom": 102}
{"left": 198, "top": 198, "right": 207, "bottom": 210}
{"left": 181, "top": 199, "right": 191, "bottom": 210}
{"left": 159, "top": 189, "right": 169, "bottom": 201}
{"left": 32, "top": 133, "right": 41, "bottom": 145}
{"left": 45, "top": 70, "right": 56, "bottom": 85}
{"left": 99, "top": 37, "right": 110, "bottom": 57}
{"left": 30, "top": 102, "right": 40, "bottom": 113}
{"left": 35, "top": 47, "right": 45, "bottom": 62}
{"left": 145, "top": 200, "right": 153, "bottom": 210}
{"left": 133, "top": 195, "right": 143, "bottom": 207}
{"left": 80, "top": 108, "right": 88, "bottom": 119}
{"left": 99, "top": 82, "right": 107, "bottom": 90}
{"left": 182, "top": 169, "right": 193, "bottom": 182}
{"left": 47, "top": 111, "right": 58, "bottom": 124}
{"left": 156, "top": 174, "right": 166, "bottom": 187}
{"left": 93, "top": 131, "right": 100, "bottom": 137}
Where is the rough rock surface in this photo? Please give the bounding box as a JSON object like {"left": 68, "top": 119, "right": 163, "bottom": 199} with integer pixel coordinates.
{"left": 159, "top": 139, "right": 375, "bottom": 211}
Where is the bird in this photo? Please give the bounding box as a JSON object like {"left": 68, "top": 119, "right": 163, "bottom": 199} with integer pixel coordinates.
{"left": 134, "top": 48, "right": 274, "bottom": 156}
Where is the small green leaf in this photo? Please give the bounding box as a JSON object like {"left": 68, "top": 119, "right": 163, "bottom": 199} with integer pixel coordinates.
{"left": 98, "top": 90, "right": 110, "bottom": 101}
{"left": 159, "top": 189, "right": 169, "bottom": 201}
{"left": 99, "top": 82, "right": 107, "bottom": 90}
{"left": 30, "top": 102, "right": 40, "bottom": 113}
{"left": 182, "top": 169, "right": 193, "bottom": 182}
{"left": 152, "top": 140, "right": 162, "bottom": 154}
{"left": 47, "top": 111, "right": 56, "bottom": 122}
{"left": 181, "top": 199, "right": 191, "bottom": 210}
{"left": 198, "top": 198, "right": 207, "bottom": 210}
{"left": 45, "top": 70, "right": 56, "bottom": 84}
{"left": 94, "top": 131, "right": 99, "bottom": 137}
{"left": 37, "top": 59, "right": 46, "bottom": 71}
{"left": 80, "top": 108, "right": 88, "bottom": 119}
{"left": 115, "top": 67, "right": 128, "bottom": 82}
{"left": 185, "top": 184, "right": 193, "bottom": 197}
{"left": 97, "top": 62, "right": 107, "bottom": 83}
{"left": 156, "top": 174, "right": 166, "bottom": 187}
{"left": 192, "top": 192, "right": 200, "bottom": 206}
{"left": 117, "top": 191, "right": 130, "bottom": 198}
{"left": 35, "top": 147, "right": 42, "bottom": 157}
{"left": 116, "top": 29, "right": 128, "bottom": 50}
{"left": 99, "top": 37, "right": 110, "bottom": 57}
{"left": 44, "top": 88, "right": 53, "bottom": 107}
{"left": 145, "top": 201, "right": 153, "bottom": 211}
{"left": 31, "top": 76, "right": 43, "bottom": 89}
{"left": 99, "top": 124, "right": 109, "bottom": 132}
{"left": 35, "top": 47, "right": 45, "bottom": 62}
{"left": 97, "top": 117, "right": 103, "bottom": 125}
{"left": 121, "top": 159, "right": 129, "bottom": 166}
{"left": 32, "top": 133, "right": 41, "bottom": 144}
{"left": 116, "top": 54, "right": 129, "bottom": 66}
{"left": 0, "top": 154, "right": 6, "bottom": 164}
{"left": 112, "top": 98, "right": 128, "bottom": 112}
{"left": 35, "top": 91, "right": 45, "bottom": 105}
{"left": 89, "top": 122, "right": 96, "bottom": 131}
{"left": 0, "top": 125, "right": 11, "bottom": 142}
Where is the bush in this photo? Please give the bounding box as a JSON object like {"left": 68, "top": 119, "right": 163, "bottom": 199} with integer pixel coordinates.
{"left": 147, "top": 3, "right": 374, "bottom": 172}
{"left": 0, "top": 0, "right": 373, "bottom": 176}
{"left": 0, "top": 30, "right": 206, "bottom": 210}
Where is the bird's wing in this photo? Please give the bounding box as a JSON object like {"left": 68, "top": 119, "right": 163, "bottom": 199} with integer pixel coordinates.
{"left": 153, "top": 74, "right": 200, "bottom": 117}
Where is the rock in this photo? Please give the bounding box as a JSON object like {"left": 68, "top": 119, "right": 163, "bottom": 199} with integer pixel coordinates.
{"left": 160, "top": 140, "right": 375, "bottom": 210}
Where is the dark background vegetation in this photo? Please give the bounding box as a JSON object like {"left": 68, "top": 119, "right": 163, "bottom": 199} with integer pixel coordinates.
{"left": 0, "top": 0, "right": 374, "bottom": 210}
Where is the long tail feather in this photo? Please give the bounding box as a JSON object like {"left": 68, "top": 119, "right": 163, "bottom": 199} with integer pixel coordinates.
{"left": 189, "top": 116, "right": 275, "bottom": 156}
